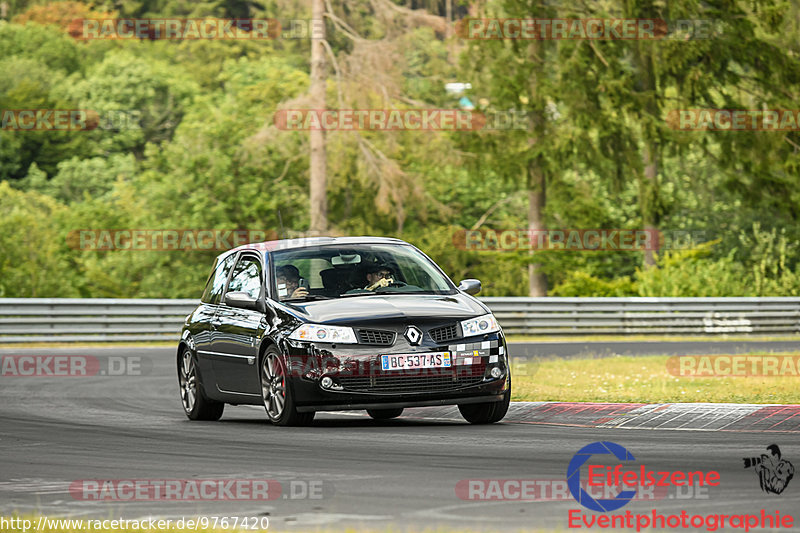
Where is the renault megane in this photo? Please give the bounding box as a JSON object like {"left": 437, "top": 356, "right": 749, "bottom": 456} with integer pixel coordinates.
{"left": 177, "top": 236, "right": 510, "bottom": 426}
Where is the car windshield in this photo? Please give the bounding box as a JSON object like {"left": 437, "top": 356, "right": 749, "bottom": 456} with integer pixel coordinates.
{"left": 272, "top": 244, "right": 455, "bottom": 301}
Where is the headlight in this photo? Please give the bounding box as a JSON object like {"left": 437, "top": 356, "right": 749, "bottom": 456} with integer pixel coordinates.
{"left": 460, "top": 313, "right": 501, "bottom": 336}
{"left": 289, "top": 324, "right": 358, "bottom": 344}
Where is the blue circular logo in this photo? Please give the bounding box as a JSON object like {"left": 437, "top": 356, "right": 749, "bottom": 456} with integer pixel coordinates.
{"left": 567, "top": 441, "right": 637, "bottom": 512}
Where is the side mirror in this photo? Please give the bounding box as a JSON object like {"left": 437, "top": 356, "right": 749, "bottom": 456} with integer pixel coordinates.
{"left": 224, "top": 291, "right": 261, "bottom": 311}
{"left": 457, "top": 279, "right": 482, "bottom": 296}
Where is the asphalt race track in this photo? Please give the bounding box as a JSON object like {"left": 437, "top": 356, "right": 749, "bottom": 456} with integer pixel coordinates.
{"left": 2, "top": 345, "right": 799, "bottom": 531}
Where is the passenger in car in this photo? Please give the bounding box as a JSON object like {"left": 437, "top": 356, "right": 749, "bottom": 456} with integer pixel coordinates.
{"left": 276, "top": 265, "right": 308, "bottom": 300}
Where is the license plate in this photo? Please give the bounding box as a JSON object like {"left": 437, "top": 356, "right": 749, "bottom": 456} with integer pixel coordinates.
{"left": 381, "top": 352, "right": 451, "bottom": 371}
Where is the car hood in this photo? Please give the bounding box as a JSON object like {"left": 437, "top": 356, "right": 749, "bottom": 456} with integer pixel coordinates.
{"left": 287, "top": 293, "right": 488, "bottom": 324}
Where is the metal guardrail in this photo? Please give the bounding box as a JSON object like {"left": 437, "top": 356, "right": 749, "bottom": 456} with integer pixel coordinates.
{"left": 486, "top": 297, "right": 800, "bottom": 336}
{"left": 0, "top": 298, "right": 198, "bottom": 343}
{"left": 0, "top": 297, "right": 799, "bottom": 343}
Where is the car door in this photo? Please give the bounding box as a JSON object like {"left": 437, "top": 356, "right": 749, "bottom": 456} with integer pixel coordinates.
{"left": 194, "top": 253, "right": 237, "bottom": 382}
{"left": 210, "top": 252, "right": 265, "bottom": 395}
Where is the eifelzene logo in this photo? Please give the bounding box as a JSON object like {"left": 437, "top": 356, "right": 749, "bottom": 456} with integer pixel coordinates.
{"left": 567, "top": 441, "right": 721, "bottom": 513}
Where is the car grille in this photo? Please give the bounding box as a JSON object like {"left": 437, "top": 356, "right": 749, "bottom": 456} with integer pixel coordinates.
{"left": 338, "top": 374, "right": 484, "bottom": 394}
{"left": 357, "top": 329, "right": 396, "bottom": 346}
{"left": 428, "top": 323, "right": 459, "bottom": 343}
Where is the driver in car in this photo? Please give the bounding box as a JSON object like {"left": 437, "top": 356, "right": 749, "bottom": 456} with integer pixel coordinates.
{"left": 364, "top": 264, "right": 395, "bottom": 291}
{"left": 276, "top": 264, "right": 308, "bottom": 299}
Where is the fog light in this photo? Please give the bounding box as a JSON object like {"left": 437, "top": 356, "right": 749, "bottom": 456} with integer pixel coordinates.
{"left": 490, "top": 367, "right": 503, "bottom": 379}
{"left": 320, "top": 376, "right": 333, "bottom": 389}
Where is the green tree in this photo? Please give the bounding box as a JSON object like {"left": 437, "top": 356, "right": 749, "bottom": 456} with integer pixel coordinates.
{"left": 457, "top": 0, "right": 568, "bottom": 295}
{"left": 0, "top": 181, "right": 79, "bottom": 296}
{"left": 21, "top": 154, "right": 136, "bottom": 202}
{"left": 56, "top": 49, "right": 199, "bottom": 158}
{"left": 0, "top": 22, "right": 87, "bottom": 180}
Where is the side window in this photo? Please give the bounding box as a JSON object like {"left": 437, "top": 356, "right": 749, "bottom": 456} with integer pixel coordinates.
{"left": 201, "top": 254, "right": 236, "bottom": 304}
{"left": 227, "top": 255, "right": 263, "bottom": 299}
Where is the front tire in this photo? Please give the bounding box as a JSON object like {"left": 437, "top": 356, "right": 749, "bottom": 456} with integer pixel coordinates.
{"left": 261, "top": 348, "right": 314, "bottom": 426}
{"left": 458, "top": 385, "right": 510, "bottom": 424}
{"left": 366, "top": 408, "right": 404, "bottom": 420}
{"left": 178, "top": 348, "right": 224, "bottom": 421}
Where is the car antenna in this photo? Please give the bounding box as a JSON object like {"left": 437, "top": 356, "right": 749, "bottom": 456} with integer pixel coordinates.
{"left": 277, "top": 209, "right": 287, "bottom": 239}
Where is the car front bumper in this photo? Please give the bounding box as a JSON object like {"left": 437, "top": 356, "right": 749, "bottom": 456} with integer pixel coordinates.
{"left": 283, "top": 331, "right": 510, "bottom": 411}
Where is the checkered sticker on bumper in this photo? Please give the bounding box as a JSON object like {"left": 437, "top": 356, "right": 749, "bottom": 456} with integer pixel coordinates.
{"left": 449, "top": 339, "right": 501, "bottom": 365}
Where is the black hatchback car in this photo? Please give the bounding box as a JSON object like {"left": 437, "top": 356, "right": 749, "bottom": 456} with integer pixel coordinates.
{"left": 177, "top": 236, "right": 510, "bottom": 426}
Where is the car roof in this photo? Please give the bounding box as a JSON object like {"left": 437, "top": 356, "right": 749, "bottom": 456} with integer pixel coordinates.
{"left": 221, "top": 236, "right": 412, "bottom": 261}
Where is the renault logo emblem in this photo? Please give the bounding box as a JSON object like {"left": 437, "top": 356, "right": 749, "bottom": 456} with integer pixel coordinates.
{"left": 404, "top": 326, "right": 422, "bottom": 345}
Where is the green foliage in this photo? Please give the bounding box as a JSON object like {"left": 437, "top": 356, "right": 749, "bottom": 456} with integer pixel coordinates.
{"left": 56, "top": 50, "right": 199, "bottom": 156}
{"left": 634, "top": 234, "right": 800, "bottom": 297}
{"left": 0, "top": 20, "right": 81, "bottom": 73}
{"left": 0, "top": 182, "right": 79, "bottom": 297}
{"left": 737, "top": 223, "right": 800, "bottom": 296}
{"left": 551, "top": 271, "right": 637, "bottom": 297}
{"left": 21, "top": 154, "right": 137, "bottom": 202}
{"left": 400, "top": 27, "right": 454, "bottom": 105}
{"left": 0, "top": 1, "right": 799, "bottom": 299}
{"left": 634, "top": 241, "right": 748, "bottom": 296}
{"left": 0, "top": 26, "right": 88, "bottom": 180}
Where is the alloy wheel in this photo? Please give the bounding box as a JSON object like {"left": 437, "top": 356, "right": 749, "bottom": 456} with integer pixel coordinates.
{"left": 179, "top": 350, "right": 197, "bottom": 413}
{"left": 261, "top": 353, "right": 286, "bottom": 419}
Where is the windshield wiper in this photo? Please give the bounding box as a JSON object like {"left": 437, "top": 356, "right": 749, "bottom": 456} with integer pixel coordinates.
{"left": 284, "top": 294, "right": 333, "bottom": 302}
{"left": 373, "top": 291, "right": 438, "bottom": 295}
{"left": 338, "top": 290, "right": 439, "bottom": 297}
{"left": 337, "top": 291, "right": 383, "bottom": 298}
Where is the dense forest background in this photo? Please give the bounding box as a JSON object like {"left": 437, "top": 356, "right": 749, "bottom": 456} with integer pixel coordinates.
{"left": 1, "top": 0, "right": 799, "bottom": 298}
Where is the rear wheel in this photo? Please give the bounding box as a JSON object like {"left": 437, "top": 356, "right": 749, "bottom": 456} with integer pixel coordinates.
{"left": 458, "top": 385, "right": 510, "bottom": 425}
{"left": 178, "top": 348, "right": 224, "bottom": 421}
{"left": 366, "top": 408, "right": 404, "bottom": 420}
{"left": 261, "top": 348, "right": 314, "bottom": 426}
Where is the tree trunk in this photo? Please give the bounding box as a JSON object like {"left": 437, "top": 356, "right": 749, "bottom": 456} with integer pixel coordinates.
{"left": 527, "top": 37, "right": 548, "bottom": 297}
{"left": 309, "top": 0, "right": 328, "bottom": 233}
{"left": 630, "top": 3, "right": 660, "bottom": 268}
{"left": 445, "top": 0, "right": 453, "bottom": 61}
{"left": 528, "top": 164, "right": 547, "bottom": 296}
{"left": 642, "top": 141, "right": 659, "bottom": 266}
